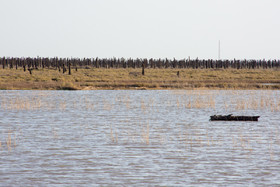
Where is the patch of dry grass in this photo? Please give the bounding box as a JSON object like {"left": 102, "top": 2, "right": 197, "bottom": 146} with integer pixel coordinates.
{"left": 0, "top": 68, "right": 279, "bottom": 90}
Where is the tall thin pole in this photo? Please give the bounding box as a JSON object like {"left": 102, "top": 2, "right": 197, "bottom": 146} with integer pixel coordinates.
{"left": 218, "top": 40, "right": 221, "bottom": 60}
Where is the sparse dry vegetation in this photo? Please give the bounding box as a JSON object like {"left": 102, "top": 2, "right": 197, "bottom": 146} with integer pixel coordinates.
{"left": 0, "top": 68, "right": 280, "bottom": 90}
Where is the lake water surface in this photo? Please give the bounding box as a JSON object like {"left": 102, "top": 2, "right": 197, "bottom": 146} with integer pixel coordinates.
{"left": 0, "top": 90, "right": 280, "bottom": 186}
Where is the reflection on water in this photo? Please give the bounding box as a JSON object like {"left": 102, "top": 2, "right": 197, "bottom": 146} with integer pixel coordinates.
{"left": 0, "top": 90, "right": 280, "bottom": 186}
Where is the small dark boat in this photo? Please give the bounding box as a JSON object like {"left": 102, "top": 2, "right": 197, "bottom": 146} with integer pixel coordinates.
{"left": 210, "top": 114, "right": 260, "bottom": 121}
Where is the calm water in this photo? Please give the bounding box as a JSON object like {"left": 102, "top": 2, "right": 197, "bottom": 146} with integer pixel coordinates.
{"left": 0, "top": 90, "right": 280, "bottom": 186}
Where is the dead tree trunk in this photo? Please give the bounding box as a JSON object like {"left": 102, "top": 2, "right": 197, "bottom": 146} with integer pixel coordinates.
{"left": 68, "top": 62, "right": 71, "bottom": 75}
{"left": 28, "top": 68, "right": 32, "bottom": 75}
{"left": 63, "top": 64, "right": 66, "bottom": 74}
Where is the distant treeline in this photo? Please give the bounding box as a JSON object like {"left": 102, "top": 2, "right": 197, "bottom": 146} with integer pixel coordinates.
{"left": 1, "top": 57, "right": 280, "bottom": 70}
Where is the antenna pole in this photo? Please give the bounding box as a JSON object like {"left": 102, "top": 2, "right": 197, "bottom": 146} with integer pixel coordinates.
{"left": 218, "top": 40, "right": 221, "bottom": 60}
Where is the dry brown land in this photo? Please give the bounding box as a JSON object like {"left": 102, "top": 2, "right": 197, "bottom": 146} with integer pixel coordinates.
{"left": 0, "top": 68, "right": 280, "bottom": 90}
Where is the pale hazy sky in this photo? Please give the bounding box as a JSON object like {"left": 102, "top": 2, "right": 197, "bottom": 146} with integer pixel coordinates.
{"left": 1, "top": 0, "right": 280, "bottom": 60}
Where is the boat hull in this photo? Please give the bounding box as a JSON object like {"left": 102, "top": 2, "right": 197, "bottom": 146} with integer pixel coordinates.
{"left": 210, "top": 115, "right": 260, "bottom": 121}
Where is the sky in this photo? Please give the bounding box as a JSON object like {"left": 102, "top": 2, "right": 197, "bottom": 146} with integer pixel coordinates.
{"left": 1, "top": 0, "right": 280, "bottom": 60}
